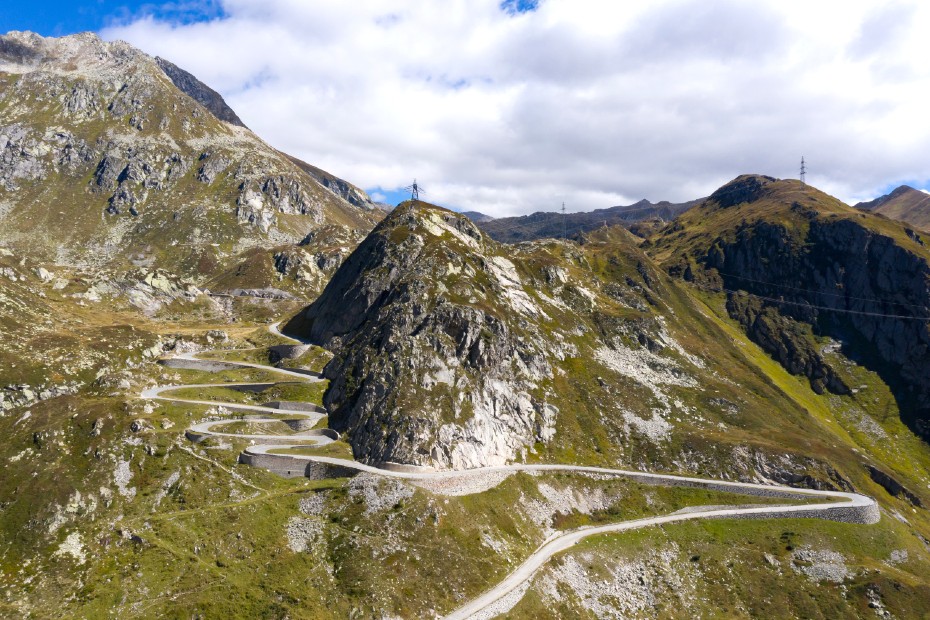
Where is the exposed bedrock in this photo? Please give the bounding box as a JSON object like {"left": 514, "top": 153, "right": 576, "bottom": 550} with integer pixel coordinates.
{"left": 705, "top": 217, "right": 930, "bottom": 438}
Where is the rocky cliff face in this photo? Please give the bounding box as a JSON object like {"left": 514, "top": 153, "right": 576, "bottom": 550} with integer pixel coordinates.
{"left": 286, "top": 156, "right": 379, "bottom": 212}
{"left": 154, "top": 56, "right": 246, "bottom": 128}
{"left": 287, "top": 202, "right": 564, "bottom": 469}
{"left": 286, "top": 199, "right": 856, "bottom": 475}
{"left": 0, "top": 31, "right": 379, "bottom": 293}
{"left": 654, "top": 175, "right": 930, "bottom": 438}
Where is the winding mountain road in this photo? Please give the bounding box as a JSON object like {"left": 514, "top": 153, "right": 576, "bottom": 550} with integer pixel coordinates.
{"left": 143, "top": 322, "right": 880, "bottom": 620}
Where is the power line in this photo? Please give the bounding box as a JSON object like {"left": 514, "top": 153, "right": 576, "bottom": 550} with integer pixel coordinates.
{"left": 713, "top": 270, "right": 930, "bottom": 312}
{"left": 686, "top": 279, "right": 930, "bottom": 321}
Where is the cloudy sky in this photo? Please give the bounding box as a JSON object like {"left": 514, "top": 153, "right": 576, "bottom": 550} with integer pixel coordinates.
{"left": 8, "top": 1, "right": 930, "bottom": 216}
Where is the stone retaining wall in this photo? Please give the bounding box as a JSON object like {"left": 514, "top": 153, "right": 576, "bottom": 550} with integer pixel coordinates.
{"left": 159, "top": 358, "right": 239, "bottom": 372}
{"left": 238, "top": 456, "right": 879, "bottom": 526}
{"left": 722, "top": 502, "right": 880, "bottom": 525}
{"left": 264, "top": 400, "right": 324, "bottom": 413}
{"left": 269, "top": 344, "right": 310, "bottom": 362}
{"left": 239, "top": 451, "right": 358, "bottom": 479}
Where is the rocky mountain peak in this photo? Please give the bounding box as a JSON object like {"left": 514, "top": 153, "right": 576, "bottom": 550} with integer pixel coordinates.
{"left": 0, "top": 32, "right": 44, "bottom": 65}
{"left": 854, "top": 185, "right": 930, "bottom": 232}
{"left": 889, "top": 184, "right": 918, "bottom": 197}
{"left": 286, "top": 200, "right": 487, "bottom": 346}
{"left": 0, "top": 31, "right": 155, "bottom": 78}
{"left": 854, "top": 185, "right": 919, "bottom": 210}
{"left": 0, "top": 30, "right": 380, "bottom": 287}
{"left": 155, "top": 56, "right": 246, "bottom": 127}
{"left": 284, "top": 198, "right": 744, "bottom": 471}
{"left": 285, "top": 199, "right": 562, "bottom": 469}
{"left": 654, "top": 174, "right": 930, "bottom": 439}
{"left": 708, "top": 174, "right": 777, "bottom": 208}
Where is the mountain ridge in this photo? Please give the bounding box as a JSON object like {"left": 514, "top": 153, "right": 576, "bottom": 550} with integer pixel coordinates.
{"left": 154, "top": 56, "right": 247, "bottom": 128}
{"left": 2, "top": 31, "right": 930, "bottom": 618}
{"left": 477, "top": 196, "right": 703, "bottom": 242}
{"left": 651, "top": 173, "right": 930, "bottom": 438}
{"left": 855, "top": 184, "right": 930, "bottom": 231}
{"left": 0, "top": 30, "right": 381, "bottom": 301}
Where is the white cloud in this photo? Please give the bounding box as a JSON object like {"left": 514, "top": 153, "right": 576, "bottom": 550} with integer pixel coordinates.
{"left": 102, "top": 0, "right": 930, "bottom": 216}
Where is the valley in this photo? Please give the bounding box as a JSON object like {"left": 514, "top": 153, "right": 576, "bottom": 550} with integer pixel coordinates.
{"left": 145, "top": 321, "right": 879, "bottom": 619}
{"left": 3, "top": 28, "right": 930, "bottom": 620}
{"left": 5, "top": 200, "right": 929, "bottom": 617}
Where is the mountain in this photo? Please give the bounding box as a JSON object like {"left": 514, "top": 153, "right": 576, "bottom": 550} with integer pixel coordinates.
{"left": 855, "top": 184, "right": 930, "bottom": 231}
{"left": 477, "top": 197, "right": 702, "bottom": 243}
{"left": 0, "top": 31, "right": 381, "bottom": 299}
{"left": 650, "top": 174, "right": 930, "bottom": 440}
{"left": 283, "top": 198, "right": 911, "bottom": 487}
{"left": 4, "top": 177, "right": 930, "bottom": 618}
{"left": 459, "top": 210, "right": 494, "bottom": 222}
{"left": 0, "top": 30, "right": 383, "bottom": 432}
{"left": 275, "top": 192, "right": 930, "bottom": 616}
{"left": 154, "top": 56, "right": 246, "bottom": 128}
{"left": 3, "top": 31, "right": 930, "bottom": 616}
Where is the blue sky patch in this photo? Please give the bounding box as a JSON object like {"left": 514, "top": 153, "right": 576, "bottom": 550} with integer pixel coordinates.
{"left": 1, "top": 1, "right": 223, "bottom": 37}
{"left": 367, "top": 185, "right": 451, "bottom": 209}
{"left": 873, "top": 179, "right": 930, "bottom": 202}
{"left": 500, "top": 0, "right": 540, "bottom": 16}
{"left": 366, "top": 187, "right": 412, "bottom": 207}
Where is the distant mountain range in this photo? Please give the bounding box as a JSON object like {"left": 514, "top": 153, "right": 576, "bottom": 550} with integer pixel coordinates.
{"left": 459, "top": 210, "right": 495, "bottom": 222}
{"left": 473, "top": 198, "right": 703, "bottom": 242}
{"left": 855, "top": 185, "right": 930, "bottom": 231}
{"left": 469, "top": 184, "right": 930, "bottom": 245}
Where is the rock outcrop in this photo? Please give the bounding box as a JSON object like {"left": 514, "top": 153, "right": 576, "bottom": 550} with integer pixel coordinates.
{"left": 0, "top": 30, "right": 380, "bottom": 288}
{"left": 286, "top": 201, "right": 797, "bottom": 474}
{"left": 655, "top": 175, "right": 930, "bottom": 439}
{"left": 287, "top": 202, "right": 562, "bottom": 469}
{"left": 155, "top": 56, "right": 246, "bottom": 128}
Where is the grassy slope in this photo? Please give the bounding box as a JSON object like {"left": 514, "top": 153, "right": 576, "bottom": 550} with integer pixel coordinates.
{"left": 0, "top": 66, "right": 379, "bottom": 294}
{"left": 161, "top": 381, "right": 327, "bottom": 406}
{"left": 0, "top": 359, "right": 817, "bottom": 618}
{"left": 508, "top": 515, "right": 930, "bottom": 619}
{"left": 645, "top": 177, "right": 930, "bottom": 521}
{"left": 482, "top": 176, "right": 928, "bottom": 619}
{"left": 649, "top": 176, "right": 930, "bottom": 266}
{"left": 869, "top": 187, "right": 930, "bottom": 232}
{"left": 303, "top": 200, "right": 930, "bottom": 595}
{"left": 313, "top": 203, "right": 891, "bottom": 488}
{"left": 4, "top": 186, "right": 930, "bottom": 617}
{"left": 297, "top": 200, "right": 930, "bottom": 616}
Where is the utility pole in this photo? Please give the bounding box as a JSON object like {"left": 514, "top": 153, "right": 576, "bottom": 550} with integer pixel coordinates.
{"left": 562, "top": 202, "right": 566, "bottom": 239}
{"left": 800, "top": 156, "right": 806, "bottom": 186}
{"left": 402, "top": 179, "right": 424, "bottom": 201}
